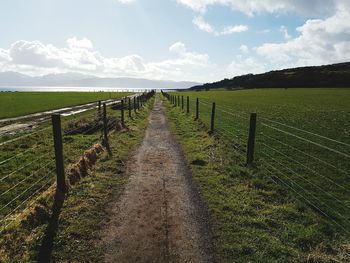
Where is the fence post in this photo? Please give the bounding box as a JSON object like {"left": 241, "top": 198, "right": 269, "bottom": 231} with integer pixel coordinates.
{"left": 102, "top": 103, "right": 109, "bottom": 146}
{"left": 246, "top": 113, "right": 257, "bottom": 166}
{"left": 52, "top": 114, "right": 67, "bottom": 193}
{"left": 195, "top": 98, "right": 199, "bottom": 120}
{"left": 133, "top": 97, "right": 137, "bottom": 113}
{"left": 98, "top": 101, "right": 101, "bottom": 116}
{"left": 210, "top": 102, "right": 216, "bottom": 133}
{"left": 128, "top": 97, "right": 132, "bottom": 118}
{"left": 177, "top": 96, "right": 180, "bottom": 107}
{"left": 186, "top": 96, "right": 189, "bottom": 113}
{"left": 181, "top": 96, "right": 184, "bottom": 110}
{"left": 121, "top": 99, "right": 125, "bottom": 127}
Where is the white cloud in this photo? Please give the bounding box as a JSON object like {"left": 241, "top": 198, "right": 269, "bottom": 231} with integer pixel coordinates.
{"left": 227, "top": 56, "right": 266, "bottom": 76}
{"left": 168, "top": 41, "right": 209, "bottom": 66}
{"left": 192, "top": 16, "right": 248, "bottom": 36}
{"left": 239, "top": 45, "right": 249, "bottom": 53}
{"left": 280, "top": 26, "right": 291, "bottom": 39}
{"left": 177, "top": 0, "right": 336, "bottom": 16}
{"left": 218, "top": 25, "right": 248, "bottom": 35}
{"left": 116, "top": 0, "right": 135, "bottom": 4}
{"left": 0, "top": 38, "right": 213, "bottom": 82}
{"left": 192, "top": 16, "right": 214, "bottom": 33}
{"left": 67, "top": 37, "right": 93, "bottom": 49}
{"left": 256, "top": 7, "right": 350, "bottom": 68}
{"left": 9, "top": 40, "right": 64, "bottom": 68}
{"left": 169, "top": 42, "right": 187, "bottom": 54}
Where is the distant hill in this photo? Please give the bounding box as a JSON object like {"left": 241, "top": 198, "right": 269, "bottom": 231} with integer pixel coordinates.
{"left": 0, "top": 72, "right": 200, "bottom": 90}
{"left": 189, "top": 62, "right": 350, "bottom": 91}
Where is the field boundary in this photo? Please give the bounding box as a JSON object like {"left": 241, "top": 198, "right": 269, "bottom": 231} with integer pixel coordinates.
{"left": 162, "top": 90, "right": 350, "bottom": 236}
{"left": 0, "top": 91, "right": 155, "bottom": 235}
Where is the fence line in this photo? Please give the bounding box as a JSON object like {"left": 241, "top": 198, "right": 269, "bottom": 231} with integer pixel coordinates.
{"left": 0, "top": 91, "right": 155, "bottom": 233}
{"left": 261, "top": 123, "right": 350, "bottom": 158}
{"left": 162, "top": 91, "right": 350, "bottom": 233}
{"left": 0, "top": 127, "right": 51, "bottom": 147}
{"left": 258, "top": 132, "right": 348, "bottom": 175}
{"left": 261, "top": 163, "right": 350, "bottom": 236}
{"left": 261, "top": 117, "right": 350, "bottom": 148}
{"left": 261, "top": 142, "right": 350, "bottom": 208}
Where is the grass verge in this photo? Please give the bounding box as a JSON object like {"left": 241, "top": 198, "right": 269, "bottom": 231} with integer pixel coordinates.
{"left": 0, "top": 97, "right": 154, "bottom": 262}
{"left": 162, "top": 96, "right": 349, "bottom": 262}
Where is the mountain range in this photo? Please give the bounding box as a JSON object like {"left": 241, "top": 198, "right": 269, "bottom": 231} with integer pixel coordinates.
{"left": 0, "top": 72, "right": 200, "bottom": 90}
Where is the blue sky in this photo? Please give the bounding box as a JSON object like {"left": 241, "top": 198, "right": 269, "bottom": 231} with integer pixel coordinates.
{"left": 0, "top": 0, "right": 349, "bottom": 82}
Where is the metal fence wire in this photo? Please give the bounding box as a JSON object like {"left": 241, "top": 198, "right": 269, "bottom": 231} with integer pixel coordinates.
{"left": 0, "top": 91, "right": 155, "bottom": 233}
{"left": 162, "top": 91, "right": 350, "bottom": 235}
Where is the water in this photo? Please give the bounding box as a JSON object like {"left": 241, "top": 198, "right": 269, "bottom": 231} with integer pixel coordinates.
{"left": 0, "top": 86, "right": 150, "bottom": 92}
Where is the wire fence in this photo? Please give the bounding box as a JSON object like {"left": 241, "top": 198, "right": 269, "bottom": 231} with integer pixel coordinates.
{"left": 0, "top": 91, "right": 155, "bottom": 233}
{"left": 162, "top": 92, "right": 350, "bottom": 235}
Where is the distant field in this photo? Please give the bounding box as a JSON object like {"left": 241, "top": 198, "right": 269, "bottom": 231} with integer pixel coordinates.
{"left": 0, "top": 92, "right": 131, "bottom": 119}
{"left": 175, "top": 88, "right": 350, "bottom": 143}
{"left": 171, "top": 88, "right": 350, "bottom": 234}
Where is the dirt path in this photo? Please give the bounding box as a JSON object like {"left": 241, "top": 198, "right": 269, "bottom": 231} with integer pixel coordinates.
{"left": 103, "top": 95, "right": 214, "bottom": 263}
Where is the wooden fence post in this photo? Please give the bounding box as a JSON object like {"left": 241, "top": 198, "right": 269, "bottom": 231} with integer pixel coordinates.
{"left": 210, "top": 102, "right": 215, "bottom": 132}
{"left": 121, "top": 99, "right": 125, "bottom": 127}
{"left": 98, "top": 101, "right": 101, "bottom": 116}
{"left": 186, "top": 96, "right": 189, "bottom": 113}
{"left": 178, "top": 95, "right": 180, "bottom": 107}
{"left": 128, "top": 97, "right": 132, "bottom": 118}
{"left": 246, "top": 113, "right": 257, "bottom": 166}
{"left": 195, "top": 98, "right": 199, "bottom": 120}
{"left": 134, "top": 97, "right": 137, "bottom": 113}
{"left": 210, "top": 102, "right": 216, "bottom": 133}
{"left": 181, "top": 95, "right": 184, "bottom": 110}
{"left": 102, "top": 103, "right": 108, "bottom": 146}
{"left": 52, "top": 114, "right": 67, "bottom": 193}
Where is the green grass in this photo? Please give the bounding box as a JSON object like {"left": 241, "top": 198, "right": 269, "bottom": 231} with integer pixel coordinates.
{"left": 168, "top": 89, "right": 350, "bottom": 239}
{"left": 0, "top": 92, "right": 131, "bottom": 119}
{"left": 173, "top": 89, "right": 350, "bottom": 143}
{"left": 0, "top": 96, "right": 143, "bottom": 234}
{"left": 162, "top": 96, "right": 349, "bottom": 262}
{"left": 0, "top": 97, "right": 154, "bottom": 262}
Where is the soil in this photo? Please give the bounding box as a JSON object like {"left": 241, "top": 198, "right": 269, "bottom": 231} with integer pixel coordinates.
{"left": 103, "top": 95, "right": 214, "bottom": 263}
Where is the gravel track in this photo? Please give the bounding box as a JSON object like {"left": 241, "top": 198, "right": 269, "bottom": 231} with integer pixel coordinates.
{"left": 103, "top": 95, "right": 214, "bottom": 263}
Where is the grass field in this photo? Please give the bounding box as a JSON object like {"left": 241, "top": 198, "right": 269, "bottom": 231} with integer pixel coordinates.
{"left": 0, "top": 95, "right": 142, "bottom": 235}
{"left": 169, "top": 88, "right": 350, "bottom": 236}
{"left": 163, "top": 90, "right": 350, "bottom": 262}
{"left": 0, "top": 92, "right": 131, "bottom": 119}
{"left": 0, "top": 98, "right": 154, "bottom": 262}
{"left": 174, "top": 88, "right": 350, "bottom": 143}
{"left": 163, "top": 98, "right": 349, "bottom": 262}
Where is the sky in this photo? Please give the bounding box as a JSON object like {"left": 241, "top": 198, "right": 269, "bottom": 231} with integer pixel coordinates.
{"left": 0, "top": 0, "right": 350, "bottom": 82}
